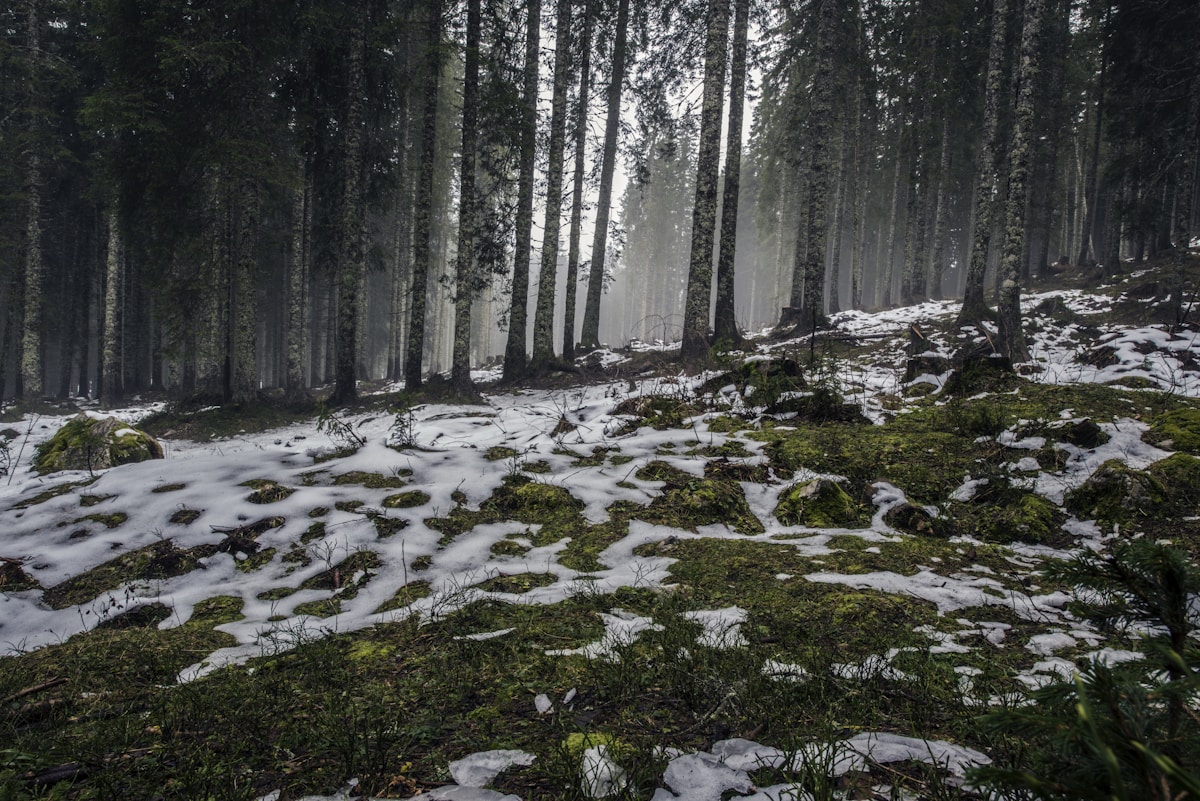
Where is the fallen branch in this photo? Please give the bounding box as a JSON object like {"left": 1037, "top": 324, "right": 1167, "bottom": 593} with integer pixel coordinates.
{"left": 2, "top": 676, "right": 66, "bottom": 705}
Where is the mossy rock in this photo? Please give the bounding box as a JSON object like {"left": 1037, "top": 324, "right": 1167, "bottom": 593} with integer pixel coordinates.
{"left": 883, "top": 503, "right": 947, "bottom": 537}
{"left": 641, "top": 475, "right": 764, "bottom": 535}
{"left": 1146, "top": 408, "right": 1200, "bottom": 454}
{"left": 1063, "top": 459, "right": 1166, "bottom": 526}
{"left": 954, "top": 490, "right": 1066, "bottom": 545}
{"left": 483, "top": 479, "right": 584, "bottom": 525}
{"left": 775, "top": 479, "right": 866, "bottom": 528}
{"left": 383, "top": 490, "right": 432, "bottom": 509}
{"left": 33, "top": 415, "right": 164, "bottom": 475}
{"left": 1146, "top": 453, "right": 1200, "bottom": 512}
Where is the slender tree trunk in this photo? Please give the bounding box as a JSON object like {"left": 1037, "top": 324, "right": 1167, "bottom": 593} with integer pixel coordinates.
{"left": 502, "top": 0, "right": 542, "bottom": 378}
{"left": 879, "top": 127, "right": 906, "bottom": 309}
{"left": 20, "top": 0, "right": 43, "bottom": 402}
{"left": 230, "top": 179, "right": 259, "bottom": 403}
{"left": 562, "top": 0, "right": 594, "bottom": 361}
{"left": 680, "top": 0, "right": 731, "bottom": 366}
{"left": 332, "top": 4, "right": 368, "bottom": 405}
{"left": 957, "top": 0, "right": 1010, "bottom": 327}
{"left": 531, "top": 0, "right": 574, "bottom": 368}
{"left": 850, "top": 104, "right": 870, "bottom": 309}
{"left": 929, "top": 117, "right": 952, "bottom": 299}
{"left": 713, "top": 0, "right": 749, "bottom": 346}
{"left": 1076, "top": 54, "right": 1106, "bottom": 266}
{"left": 827, "top": 120, "right": 849, "bottom": 316}
{"left": 405, "top": 0, "right": 443, "bottom": 390}
{"left": 285, "top": 162, "right": 311, "bottom": 401}
{"left": 996, "top": 0, "right": 1045, "bottom": 362}
{"left": 450, "top": 0, "right": 481, "bottom": 393}
{"left": 100, "top": 204, "right": 123, "bottom": 408}
{"left": 579, "top": 0, "right": 630, "bottom": 351}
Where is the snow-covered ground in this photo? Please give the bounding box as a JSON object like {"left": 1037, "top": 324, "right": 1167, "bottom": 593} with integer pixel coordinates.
{"left": 2, "top": 282, "right": 1198, "bottom": 800}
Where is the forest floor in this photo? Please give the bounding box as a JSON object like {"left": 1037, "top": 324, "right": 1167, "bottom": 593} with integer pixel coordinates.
{"left": 2, "top": 253, "right": 1199, "bottom": 800}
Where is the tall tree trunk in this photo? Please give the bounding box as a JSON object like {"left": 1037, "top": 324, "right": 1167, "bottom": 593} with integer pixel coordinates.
{"left": 562, "top": 0, "right": 594, "bottom": 361}
{"left": 827, "top": 121, "right": 849, "bottom": 316}
{"left": 332, "top": 4, "right": 368, "bottom": 405}
{"left": 285, "top": 162, "right": 311, "bottom": 401}
{"left": 100, "top": 204, "right": 123, "bottom": 408}
{"left": 996, "top": 0, "right": 1045, "bottom": 362}
{"left": 531, "top": 0, "right": 573, "bottom": 368}
{"left": 850, "top": 102, "right": 870, "bottom": 310}
{"left": 230, "top": 179, "right": 259, "bottom": 403}
{"left": 502, "top": 0, "right": 542, "bottom": 377}
{"left": 1076, "top": 53, "right": 1106, "bottom": 266}
{"left": 929, "top": 117, "right": 952, "bottom": 299}
{"left": 579, "top": 0, "right": 630, "bottom": 351}
{"left": 879, "top": 126, "right": 906, "bottom": 309}
{"left": 450, "top": 0, "right": 481, "bottom": 393}
{"left": 957, "top": 0, "right": 1010, "bottom": 327}
{"left": 713, "top": 0, "right": 749, "bottom": 346}
{"left": 20, "top": 0, "right": 43, "bottom": 402}
{"left": 405, "top": 0, "right": 443, "bottom": 390}
{"left": 680, "top": 0, "right": 731, "bottom": 366}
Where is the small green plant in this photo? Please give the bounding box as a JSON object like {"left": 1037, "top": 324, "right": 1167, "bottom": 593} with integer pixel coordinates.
{"left": 971, "top": 539, "right": 1200, "bottom": 800}
{"left": 388, "top": 402, "right": 418, "bottom": 449}
{"left": 316, "top": 401, "right": 366, "bottom": 449}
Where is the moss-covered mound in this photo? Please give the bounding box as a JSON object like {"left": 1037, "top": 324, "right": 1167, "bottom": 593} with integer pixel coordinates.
{"left": 1146, "top": 408, "right": 1200, "bottom": 454}
{"left": 34, "top": 415, "right": 164, "bottom": 475}
{"left": 775, "top": 479, "right": 866, "bottom": 528}
{"left": 951, "top": 488, "right": 1066, "bottom": 545}
{"left": 1064, "top": 459, "right": 1166, "bottom": 526}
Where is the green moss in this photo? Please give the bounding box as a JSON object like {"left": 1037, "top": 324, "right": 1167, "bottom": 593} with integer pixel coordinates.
{"left": 474, "top": 572, "right": 557, "bottom": 594}
{"left": 301, "top": 521, "right": 327, "bottom": 544}
{"left": 72, "top": 512, "right": 128, "bottom": 529}
{"left": 372, "top": 581, "right": 432, "bottom": 614}
{"left": 241, "top": 479, "right": 295, "bottom": 504}
{"left": 79, "top": 494, "right": 116, "bottom": 507}
{"left": 335, "top": 499, "right": 365, "bottom": 512}
{"left": 299, "top": 551, "right": 381, "bottom": 592}
{"left": 13, "top": 479, "right": 95, "bottom": 509}
{"left": 332, "top": 471, "right": 409, "bottom": 489}
{"left": 151, "top": 482, "right": 187, "bottom": 493}
{"left": 1147, "top": 453, "right": 1200, "bottom": 512}
{"left": 235, "top": 547, "right": 277, "bottom": 572}
{"left": 257, "top": 587, "right": 297, "bottom": 601}
{"left": 293, "top": 599, "right": 341, "bottom": 617}
{"left": 774, "top": 479, "right": 866, "bottom": 528}
{"left": 952, "top": 488, "right": 1066, "bottom": 545}
{"left": 1064, "top": 459, "right": 1167, "bottom": 526}
{"left": 1146, "top": 407, "right": 1200, "bottom": 454}
{"left": 33, "top": 415, "right": 164, "bottom": 475}
{"left": 491, "top": 539, "right": 531, "bottom": 557}
{"left": 383, "top": 490, "right": 432, "bottom": 508}
{"left": 170, "top": 508, "right": 202, "bottom": 525}
{"left": 189, "top": 595, "right": 245, "bottom": 626}
{"left": 640, "top": 474, "right": 764, "bottom": 535}
{"left": 42, "top": 541, "right": 201, "bottom": 609}
{"left": 485, "top": 446, "right": 519, "bottom": 461}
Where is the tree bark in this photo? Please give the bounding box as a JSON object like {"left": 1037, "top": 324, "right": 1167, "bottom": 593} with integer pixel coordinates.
{"left": 996, "top": 0, "right": 1045, "bottom": 362}
{"left": 230, "top": 178, "right": 259, "bottom": 403}
{"left": 578, "top": 0, "right": 630, "bottom": 351}
{"left": 680, "top": 0, "right": 730, "bottom": 367}
{"left": 284, "top": 162, "right": 311, "bottom": 402}
{"left": 713, "top": 0, "right": 749, "bottom": 347}
{"left": 450, "top": 0, "right": 481, "bottom": 394}
{"left": 20, "top": 0, "right": 43, "bottom": 402}
{"left": 331, "top": 3, "right": 368, "bottom": 405}
{"left": 1076, "top": 53, "right": 1106, "bottom": 266}
{"left": 100, "top": 204, "right": 123, "bottom": 408}
{"left": 405, "top": 0, "right": 443, "bottom": 390}
{"left": 929, "top": 117, "right": 952, "bottom": 299}
{"left": 957, "top": 0, "right": 1010, "bottom": 328}
{"left": 562, "top": 0, "right": 594, "bottom": 361}
{"left": 531, "top": 0, "right": 574, "bottom": 369}
{"left": 502, "top": 0, "right": 542, "bottom": 378}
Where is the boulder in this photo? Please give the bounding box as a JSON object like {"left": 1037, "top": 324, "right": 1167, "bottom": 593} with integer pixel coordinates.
{"left": 775, "top": 478, "right": 864, "bottom": 528}
{"left": 34, "top": 414, "right": 164, "bottom": 475}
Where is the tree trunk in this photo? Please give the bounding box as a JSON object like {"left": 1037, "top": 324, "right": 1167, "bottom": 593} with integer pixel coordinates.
{"left": 680, "top": 0, "right": 730, "bottom": 367}
{"left": 996, "top": 0, "right": 1045, "bottom": 363}
{"left": 502, "top": 0, "right": 542, "bottom": 378}
{"left": 531, "top": 0, "right": 574, "bottom": 368}
{"left": 332, "top": 3, "right": 368, "bottom": 405}
{"left": 20, "top": 0, "right": 43, "bottom": 402}
{"left": 450, "top": 0, "right": 481, "bottom": 393}
{"left": 100, "top": 204, "right": 123, "bottom": 408}
{"left": 285, "top": 162, "right": 311, "bottom": 401}
{"left": 957, "top": 0, "right": 1010, "bottom": 328}
{"left": 405, "top": 0, "right": 443, "bottom": 390}
{"left": 1076, "top": 53, "right": 1106, "bottom": 266}
{"left": 230, "top": 178, "right": 259, "bottom": 403}
{"left": 713, "top": 0, "right": 749, "bottom": 347}
{"left": 579, "top": 0, "right": 630, "bottom": 351}
{"left": 929, "top": 117, "right": 952, "bottom": 299}
{"left": 879, "top": 127, "right": 906, "bottom": 309}
{"left": 562, "top": 0, "right": 594, "bottom": 361}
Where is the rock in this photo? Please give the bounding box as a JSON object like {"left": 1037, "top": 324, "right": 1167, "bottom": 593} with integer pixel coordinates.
{"left": 774, "top": 479, "right": 864, "bottom": 528}
{"left": 1063, "top": 459, "right": 1165, "bottom": 526}
{"left": 33, "top": 414, "right": 164, "bottom": 475}
{"left": 883, "top": 503, "right": 946, "bottom": 537}
{"left": 1063, "top": 419, "right": 1108, "bottom": 449}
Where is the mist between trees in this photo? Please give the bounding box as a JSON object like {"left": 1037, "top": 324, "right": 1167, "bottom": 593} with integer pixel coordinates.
{"left": 1, "top": 0, "right": 1196, "bottom": 404}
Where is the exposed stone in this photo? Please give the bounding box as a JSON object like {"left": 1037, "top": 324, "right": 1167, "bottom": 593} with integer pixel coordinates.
{"left": 884, "top": 503, "right": 946, "bottom": 537}
{"left": 33, "top": 415, "right": 164, "bottom": 475}
{"left": 1063, "top": 459, "right": 1165, "bottom": 525}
